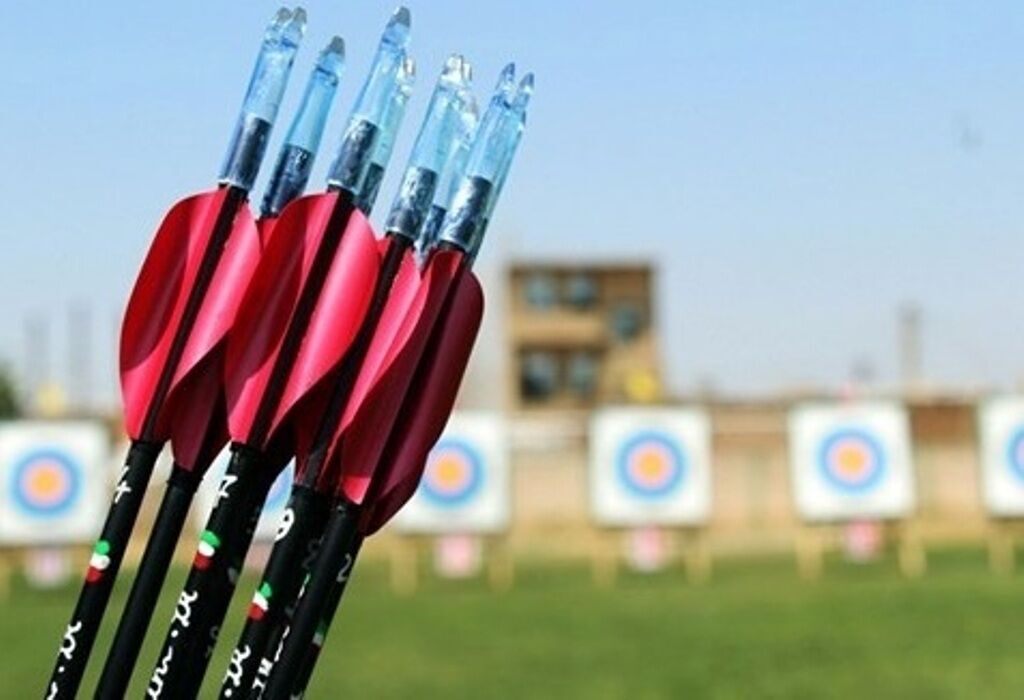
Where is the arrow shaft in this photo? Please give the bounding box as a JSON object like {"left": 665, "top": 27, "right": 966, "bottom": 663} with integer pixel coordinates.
{"left": 146, "top": 446, "right": 268, "bottom": 699}
{"left": 217, "top": 484, "right": 330, "bottom": 699}
{"left": 283, "top": 535, "right": 364, "bottom": 699}
{"left": 261, "top": 500, "right": 361, "bottom": 697}
{"left": 95, "top": 466, "right": 201, "bottom": 697}
{"left": 44, "top": 439, "right": 162, "bottom": 699}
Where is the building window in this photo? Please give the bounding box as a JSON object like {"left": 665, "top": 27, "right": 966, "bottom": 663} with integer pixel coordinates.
{"left": 520, "top": 351, "right": 559, "bottom": 401}
{"left": 523, "top": 273, "right": 558, "bottom": 311}
{"left": 609, "top": 303, "right": 643, "bottom": 341}
{"left": 565, "top": 273, "right": 598, "bottom": 310}
{"left": 567, "top": 352, "right": 598, "bottom": 398}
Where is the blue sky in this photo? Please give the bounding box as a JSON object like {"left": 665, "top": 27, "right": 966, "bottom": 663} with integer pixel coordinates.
{"left": 0, "top": 1, "right": 1021, "bottom": 402}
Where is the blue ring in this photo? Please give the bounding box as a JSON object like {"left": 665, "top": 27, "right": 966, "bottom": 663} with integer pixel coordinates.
{"left": 615, "top": 431, "right": 686, "bottom": 500}
{"left": 1006, "top": 428, "right": 1024, "bottom": 482}
{"left": 817, "top": 429, "right": 886, "bottom": 494}
{"left": 420, "top": 439, "right": 484, "bottom": 508}
{"left": 9, "top": 448, "right": 81, "bottom": 517}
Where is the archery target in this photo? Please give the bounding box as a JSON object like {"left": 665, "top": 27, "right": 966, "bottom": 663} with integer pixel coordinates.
{"left": 195, "top": 447, "right": 294, "bottom": 542}
{"left": 978, "top": 396, "right": 1024, "bottom": 516}
{"left": 419, "top": 439, "right": 485, "bottom": 507}
{"left": 590, "top": 408, "right": 712, "bottom": 526}
{"left": 393, "top": 413, "right": 509, "bottom": 534}
{"left": 0, "top": 421, "right": 109, "bottom": 545}
{"left": 789, "top": 402, "right": 914, "bottom": 521}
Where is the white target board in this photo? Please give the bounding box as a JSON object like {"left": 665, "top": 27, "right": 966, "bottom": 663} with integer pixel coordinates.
{"left": 195, "top": 447, "right": 294, "bottom": 542}
{"left": 978, "top": 396, "right": 1024, "bottom": 517}
{"left": 789, "top": 402, "right": 914, "bottom": 522}
{"left": 0, "top": 421, "right": 109, "bottom": 545}
{"left": 393, "top": 412, "right": 509, "bottom": 534}
{"left": 589, "top": 407, "right": 712, "bottom": 527}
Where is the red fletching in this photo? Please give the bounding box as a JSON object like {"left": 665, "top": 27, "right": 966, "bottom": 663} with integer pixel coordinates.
{"left": 225, "top": 193, "right": 380, "bottom": 446}
{"left": 284, "top": 239, "right": 420, "bottom": 469}
{"left": 361, "top": 269, "right": 484, "bottom": 534}
{"left": 165, "top": 349, "right": 229, "bottom": 470}
{"left": 120, "top": 189, "right": 260, "bottom": 442}
{"left": 165, "top": 215, "right": 280, "bottom": 471}
{"left": 325, "top": 249, "right": 466, "bottom": 503}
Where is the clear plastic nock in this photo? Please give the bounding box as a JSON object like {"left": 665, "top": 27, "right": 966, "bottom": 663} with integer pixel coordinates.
{"left": 355, "top": 55, "right": 416, "bottom": 215}
{"left": 219, "top": 7, "right": 307, "bottom": 192}
{"left": 437, "top": 63, "right": 533, "bottom": 258}
{"left": 261, "top": 36, "right": 346, "bottom": 218}
{"left": 385, "top": 54, "right": 477, "bottom": 243}
{"left": 326, "top": 6, "right": 412, "bottom": 195}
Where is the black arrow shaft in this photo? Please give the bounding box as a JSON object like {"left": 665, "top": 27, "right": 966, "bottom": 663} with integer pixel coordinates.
{"left": 94, "top": 465, "right": 202, "bottom": 698}
{"left": 44, "top": 440, "right": 161, "bottom": 699}
{"left": 217, "top": 484, "right": 329, "bottom": 699}
{"left": 260, "top": 500, "right": 361, "bottom": 698}
{"left": 144, "top": 445, "right": 268, "bottom": 699}
{"left": 284, "top": 535, "right": 364, "bottom": 699}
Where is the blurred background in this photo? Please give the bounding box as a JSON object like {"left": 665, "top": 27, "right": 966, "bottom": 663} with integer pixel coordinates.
{"left": 1, "top": 1, "right": 1023, "bottom": 697}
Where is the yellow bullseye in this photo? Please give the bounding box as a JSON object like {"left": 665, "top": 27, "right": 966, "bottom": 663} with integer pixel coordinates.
{"left": 26, "top": 462, "right": 66, "bottom": 501}
{"left": 432, "top": 453, "right": 468, "bottom": 490}
{"left": 834, "top": 443, "right": 869, "bottom": 478}
{"left": 634, "top": 448, "right": 668, "bottom": 482}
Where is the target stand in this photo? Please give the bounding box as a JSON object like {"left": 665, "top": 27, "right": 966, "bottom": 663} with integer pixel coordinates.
{"left": 789, "top": 403, "right": 921, "bottom": 579}
{"left": 985, "top": 519, "right": 1024, "bottom": 576}
{"left": 978, "top": 399, "right": 1024, "bottom": 575}
{"left": 386, "top": 533, "right": 515, "bottom": 595}
{"left": 794, "top": 520, "right": 925, "bottom": 580}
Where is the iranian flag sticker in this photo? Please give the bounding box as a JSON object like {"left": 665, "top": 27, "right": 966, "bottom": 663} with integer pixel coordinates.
{"left": 248, "top": 582, "right": 273, "bottom": 620}
{"left": 194, "top": 530, "right": 221, "bottom": 570}
{"left": 86, "top": 540, "right": 112, "bottom": 583}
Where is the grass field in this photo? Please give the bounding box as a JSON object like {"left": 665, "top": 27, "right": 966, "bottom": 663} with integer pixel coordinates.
{"left": 4, "top": 547, "right": 1024, "bottom": 698}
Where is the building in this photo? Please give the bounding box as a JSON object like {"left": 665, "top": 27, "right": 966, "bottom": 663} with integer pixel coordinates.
{"left": 505, "top": 261, "right": 661, "bottom": 411}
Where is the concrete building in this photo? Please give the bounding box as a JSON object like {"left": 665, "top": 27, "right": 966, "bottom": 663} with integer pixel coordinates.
{"left": 504, "top": 261, "right": 662, "bottom": 411}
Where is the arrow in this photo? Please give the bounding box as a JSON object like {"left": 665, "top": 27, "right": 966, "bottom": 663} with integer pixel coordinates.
{"left": 44, "top": 9, "right": 305, "bottom": 698}
{"left": 145, "top": 10, "right": 416, "bottom": 698}
{"left": 262, "top": 63, "right": 533, "bottom": 700}
{"left": 219, "top": 54, "right": 477, "bottom": 700}
{"left": 92, "top": 32, "right": 343, "bottom": 699}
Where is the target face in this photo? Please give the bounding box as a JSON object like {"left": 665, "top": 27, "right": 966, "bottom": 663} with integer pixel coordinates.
{"left": 0, "top": 422, "right": 108, "bottom": 545}
{"left": 817, "top": 429, "right": 886, "bottom": 494}
{"left": 420, "top": 439, "right": 484, "bottom": 508}
{"left": 615, "top": 432, "right": 686, "bottom": 500}
{"left": 393, "top": 413, "right": 509, "bottom": 534}
{"left": 590, "top": 408, "right": 712, "bottom": 526}
{"left": 789, "top": 402, "right": 914, "bottom": 522}
{"left": 10, "top": 449, "right": 81, "bottom": 517}
{"left": 1006, "top": 428, "right": 1024, "bottom": 482}
{"left": 978, "top": 398, "right": 1024, "bottom": 516}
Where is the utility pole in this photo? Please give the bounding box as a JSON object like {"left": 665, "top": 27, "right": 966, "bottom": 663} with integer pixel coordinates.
{"left": 899, "top": 302, "right": 922, "bottom": 395}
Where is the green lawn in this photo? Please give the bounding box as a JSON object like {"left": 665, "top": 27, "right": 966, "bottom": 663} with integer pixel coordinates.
{"left": 4, "top": 548, "right": 1024, "bottom": 698}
